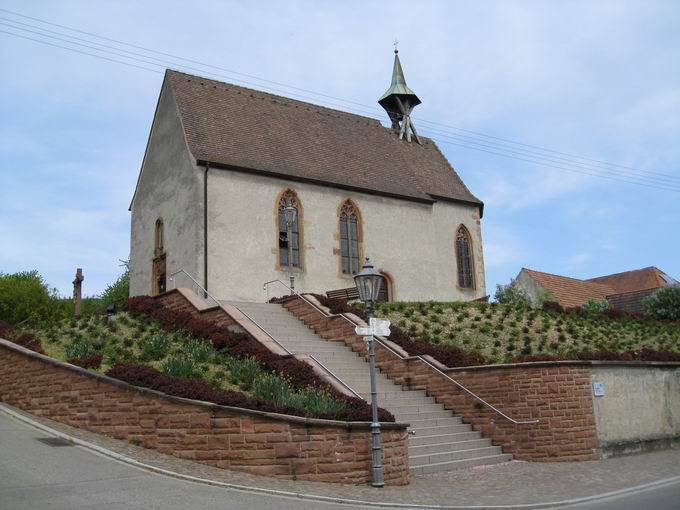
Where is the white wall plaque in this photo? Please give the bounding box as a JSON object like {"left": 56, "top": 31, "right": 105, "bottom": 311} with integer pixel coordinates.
{"left": 593, "top": 381, "right": 605, "bottom": 397}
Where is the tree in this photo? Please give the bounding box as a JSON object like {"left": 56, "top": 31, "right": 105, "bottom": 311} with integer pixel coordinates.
{"left": 494, "top": 280, "right": 531, "bottom": 308}
{"left": 0, "top": 271, "right": 60, "bottom": 324}
{"left": 643, "top": 286, "right": 680, "bottom": 321}
{"left": 99, "top": 260, "right": 130, "bottom": 306}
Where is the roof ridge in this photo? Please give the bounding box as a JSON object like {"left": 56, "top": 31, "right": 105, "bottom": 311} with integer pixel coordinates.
{"left": 587, "top": 266, "right": 659, "bottom": 281}
{"left": 166, "top": 68, "right": 383, "bottom": 127}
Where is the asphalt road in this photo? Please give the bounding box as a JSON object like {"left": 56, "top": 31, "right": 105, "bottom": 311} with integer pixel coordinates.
{"left": 1, "top": 410, "right": 679, "bottom": 510}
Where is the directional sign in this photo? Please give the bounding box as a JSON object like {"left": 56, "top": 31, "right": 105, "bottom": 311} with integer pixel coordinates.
{"left": 355, "top": 318, "right": 391, "bottom": 337}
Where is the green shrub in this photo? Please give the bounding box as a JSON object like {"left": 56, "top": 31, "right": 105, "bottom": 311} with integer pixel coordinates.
{"left": 227, "top": 357, "right": 262, "bottom": 390}
{"left": 252, "top": 373, "right": 292, "bottom": 406}
{"left": 296, "top": 387, "right": 346, "bottom": 414}
{"left": 643, "top": 287, "right": 680, "bottom": 321}
{"left": 139, "top": 334, "right": 171, "bottom": 361}
{"left": 583, "top": 298, "right": 610, "bottom": 313}
{"left": 181, "top": 338, "right": 216, "bottom": 363}
{"left": 494, "top": 281, "right": 531, "bottom": 308}
{"left": 161, "top": 357, "right": 199, "bottom": 378}
{"left": 64, "top": 339, "right": 96, "bottom": 359}
{"left": 99, "top": 261, "right": 129, "bottom": 306}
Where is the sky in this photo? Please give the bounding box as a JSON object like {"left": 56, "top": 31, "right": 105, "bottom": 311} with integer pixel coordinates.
{"left": 1, "top": 1, "right": 679, "bottom": 298}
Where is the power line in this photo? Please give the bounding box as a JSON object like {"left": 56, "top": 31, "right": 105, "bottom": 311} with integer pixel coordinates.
{"left": 4, "top": 8, "right": 675, "bottom": 185}
{"left": 2, "top": 10, "right": 676, "bottom": 186}
{"left": 1, "top": 9, "right": 678, "bottom": 193}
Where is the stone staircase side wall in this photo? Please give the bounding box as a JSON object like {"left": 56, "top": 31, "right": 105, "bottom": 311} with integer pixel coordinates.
{"left": 282, "top": 296, "right": 599, "bottom": 462}
{"left": 0, "top": 339, "right": 409, "bottom": 485}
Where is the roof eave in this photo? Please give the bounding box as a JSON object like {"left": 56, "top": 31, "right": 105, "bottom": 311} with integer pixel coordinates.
{"left": 196, "top": 159, "right": 436, "bottom": 204}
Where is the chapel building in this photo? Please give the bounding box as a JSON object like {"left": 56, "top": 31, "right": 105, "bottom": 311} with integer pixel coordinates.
{"left": 129, "top": 52, "right": 486, "bottom": 302}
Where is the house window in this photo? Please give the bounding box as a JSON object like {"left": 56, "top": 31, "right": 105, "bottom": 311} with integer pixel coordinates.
{"left": 278, "top": 190, "right": 301, "bottom": 268}
{"left": 339, "top": 200, "right": 361, "bottom": 274}
{"left": 455, "top": 225, "right": 474, "bottom": 289}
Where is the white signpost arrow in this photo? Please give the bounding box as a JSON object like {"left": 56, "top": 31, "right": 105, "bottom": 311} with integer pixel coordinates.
{"left": 355, "top": 318, "right": 391, "bottom": 337}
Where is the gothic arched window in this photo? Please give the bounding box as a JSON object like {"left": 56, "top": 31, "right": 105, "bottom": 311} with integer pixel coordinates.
{"left": 339, "top": 200, "right": 361, "bottom": 274}
{"left": 278, "top": 190, "right": 301, "bottom": 268}
{"left": 455, "top": 225, "right": 474, "bottom": 289}
{"left": 154, "top": 218, "right": 164, "bottom": 254}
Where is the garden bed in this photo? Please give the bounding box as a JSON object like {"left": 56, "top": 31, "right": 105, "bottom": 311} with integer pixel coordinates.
{"left": 0, "top": 296, "right": 392, "bottom": 422}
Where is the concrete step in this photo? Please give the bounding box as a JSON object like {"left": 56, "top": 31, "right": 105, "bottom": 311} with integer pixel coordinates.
{"left": 385, "top": 403, "right": 446, "bottom": 415}
{"left": 409, "top": 431, "right": 483, "bottom": 446}
{"left": 410, "top": 446, "right": 505, "bottom": 467}
{"left": 223, "top": 301, "right": 513, "bottom": 474}
{"left": 409, "top": 423, "right": 471, "bottom": 435}
{"left": 360, "top": 390, "right": 428, "bottom": 400}
{"left": 409, "top": 438, "right": 492, "bottom": 456}
{"left": 409, "top": 454, "right": 513, "bottom": 475}
{"left": 395, "top": 410, "right": 454, "bottom": 421}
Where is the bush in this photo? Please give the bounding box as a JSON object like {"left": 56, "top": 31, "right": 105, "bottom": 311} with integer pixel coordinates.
{"left": 227, "top": 357, "right": 262, "bottom": 390}
{"left": 0, "top": 271, "right": 61, "bottom": 325}
{"left": 494, "top": 281, "right": 531, "bottom": 308}
{"left": 11, "top": 331, "right": 45, "bottom": 354}
{"left": 100, "top": 261, "right": 129, "bottom": 306}
{"left": 161, "top": 357, "right": 200, "bottom": 378}
{"left": 583, "top": 298, "right": 610, "bottom": 313}
{"left": 64, "top": 339, "right": 96, "bottom": 359}
{"left": 252, "top": 373, "right": 293, "bottom": 406}
{"left": 138, "top": 334, "right": 171, "bottom": 361}
{"left": 542, "top": 301, "right": 564, "bottom": 313}
{"left": 68, "top": 353, "right": 103, "bottom": 369}
{"left": 643, "top": 287, "right": 680, "bottom": 321}
{"left": 182, "top": 338, "right": 215, "bottom": 363}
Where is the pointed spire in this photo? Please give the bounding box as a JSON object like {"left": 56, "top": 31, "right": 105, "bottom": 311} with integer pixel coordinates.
{"left": 378, "top": 49, "right": 421, "bottom": 144}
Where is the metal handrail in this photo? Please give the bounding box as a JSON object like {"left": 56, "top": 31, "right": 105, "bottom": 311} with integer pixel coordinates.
{"left": 169, "top": 269, "right": 220, "bottom": 305}
{"left": 169, "top": 271, "right": 362, "bottom": 400}
{"left": 308, "top": 355, "right": 363, "bottom": 399}
{"left": 263, "top": 279, "right": 539, "bottom": 425}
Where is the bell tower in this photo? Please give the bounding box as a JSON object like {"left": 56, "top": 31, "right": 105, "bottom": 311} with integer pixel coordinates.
{"left": 378, "top": 49, "right": 421, "bottom": 143}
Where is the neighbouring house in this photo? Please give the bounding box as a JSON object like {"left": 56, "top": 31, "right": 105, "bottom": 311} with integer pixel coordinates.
{"left": 129, "top": 52, "right": 487, "bottom": 302}
{"left": 514, "top": 266, "right": 678, "bottom": 313}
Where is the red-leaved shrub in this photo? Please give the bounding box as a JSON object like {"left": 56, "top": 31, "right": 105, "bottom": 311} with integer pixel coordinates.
{"left": 11, "top": 332, "right": 44, "bottom": 354}
{"left": 122, "top": 297, "right": 394, "bottom": 422}
{"left": 68, "top": 353, "right": 103, "bottom": 369}
{"left": 573, "top": 350, "right": 634, "bottom": 361}
{"left": 0, "top": 320, "right": 13, "bottom": 339}
{"left": 542, "top": 301, "right": 564, "bottom": 313}
{"left": 105, "top": 362, "right": 391, "bottom": 421}
{"left": 511, "top": 354, "right": 568, "bottom": 363}
{"left": 629, "top": 348, "right": 680, "bottom": 362}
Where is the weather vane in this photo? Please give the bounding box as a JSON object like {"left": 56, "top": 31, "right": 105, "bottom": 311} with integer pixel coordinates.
{"left": 393, "top": 39, "right": 399, "bottom": 53}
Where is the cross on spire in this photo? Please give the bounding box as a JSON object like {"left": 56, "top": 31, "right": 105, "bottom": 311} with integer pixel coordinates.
{"left": 377, "top": 49, "right": 421, "bottom": 144}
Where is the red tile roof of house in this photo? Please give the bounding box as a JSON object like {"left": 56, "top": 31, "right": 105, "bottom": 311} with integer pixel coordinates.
{"left": 522, "top": 268, "right": 615, "bottom": 308}
{"left": 587, "top": 267, "right": 669, "bottom": 294}
{"left": 165, "top": 70, "right": 483, "bottom": 211}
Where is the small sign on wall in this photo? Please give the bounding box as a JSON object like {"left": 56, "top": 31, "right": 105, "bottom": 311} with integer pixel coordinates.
{"left": 593, "top": 381, "right": 605, "bottom": 397}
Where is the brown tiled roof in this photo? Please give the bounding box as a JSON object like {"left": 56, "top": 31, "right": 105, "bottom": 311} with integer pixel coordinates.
{"left": 166, "top": 70, "right": 482, "bottom": 210}
{"left": 523, "top": 268, "right": 615, "bottom": 308}
{"left": 587, "top": 267, "right": 670, "bottom": 294}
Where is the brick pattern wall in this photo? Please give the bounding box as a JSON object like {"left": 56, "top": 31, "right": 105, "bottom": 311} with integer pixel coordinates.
{"left": 158, "top": 290, "right": 237, "bottom": 329}
{"left": 282, "top": 297, "right": 598, "bottom": 462}
{"left": 0, "top": 341, "right": 409, "bottom": 485}
{"left": 606, "top": 288, "right": 657, "bottom": 314}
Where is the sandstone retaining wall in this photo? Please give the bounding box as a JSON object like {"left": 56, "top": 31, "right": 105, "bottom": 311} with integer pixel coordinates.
{"left": 0, "top": 339, "right": 409, "bottom": 485}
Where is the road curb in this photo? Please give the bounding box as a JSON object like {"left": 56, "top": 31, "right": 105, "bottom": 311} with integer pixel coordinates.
{"left": 1, "top": 403, "right": 679, "bottom": 510}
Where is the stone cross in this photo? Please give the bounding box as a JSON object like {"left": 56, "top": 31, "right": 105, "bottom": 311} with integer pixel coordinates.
{"left": 72, "top": 268, "right": 84, "bottom": 318}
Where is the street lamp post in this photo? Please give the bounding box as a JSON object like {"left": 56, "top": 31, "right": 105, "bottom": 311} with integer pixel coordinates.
{"left": 283, "top": 201, "right": 297, "bottom": 294}
{"left": 353, "top": 258, "right": 385, "bottom": 488}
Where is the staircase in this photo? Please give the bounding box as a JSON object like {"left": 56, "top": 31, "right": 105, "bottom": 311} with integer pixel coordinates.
{"left": 225, "top": 301, "right": 512, "bottom": 475}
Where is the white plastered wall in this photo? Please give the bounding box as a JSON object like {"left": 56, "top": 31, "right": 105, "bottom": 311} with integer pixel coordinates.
{"left": 206, "top": 170, "right": 486, "bottom": 302}
{"left": 129, "top": 83, "right": 203, "bottom": 297}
